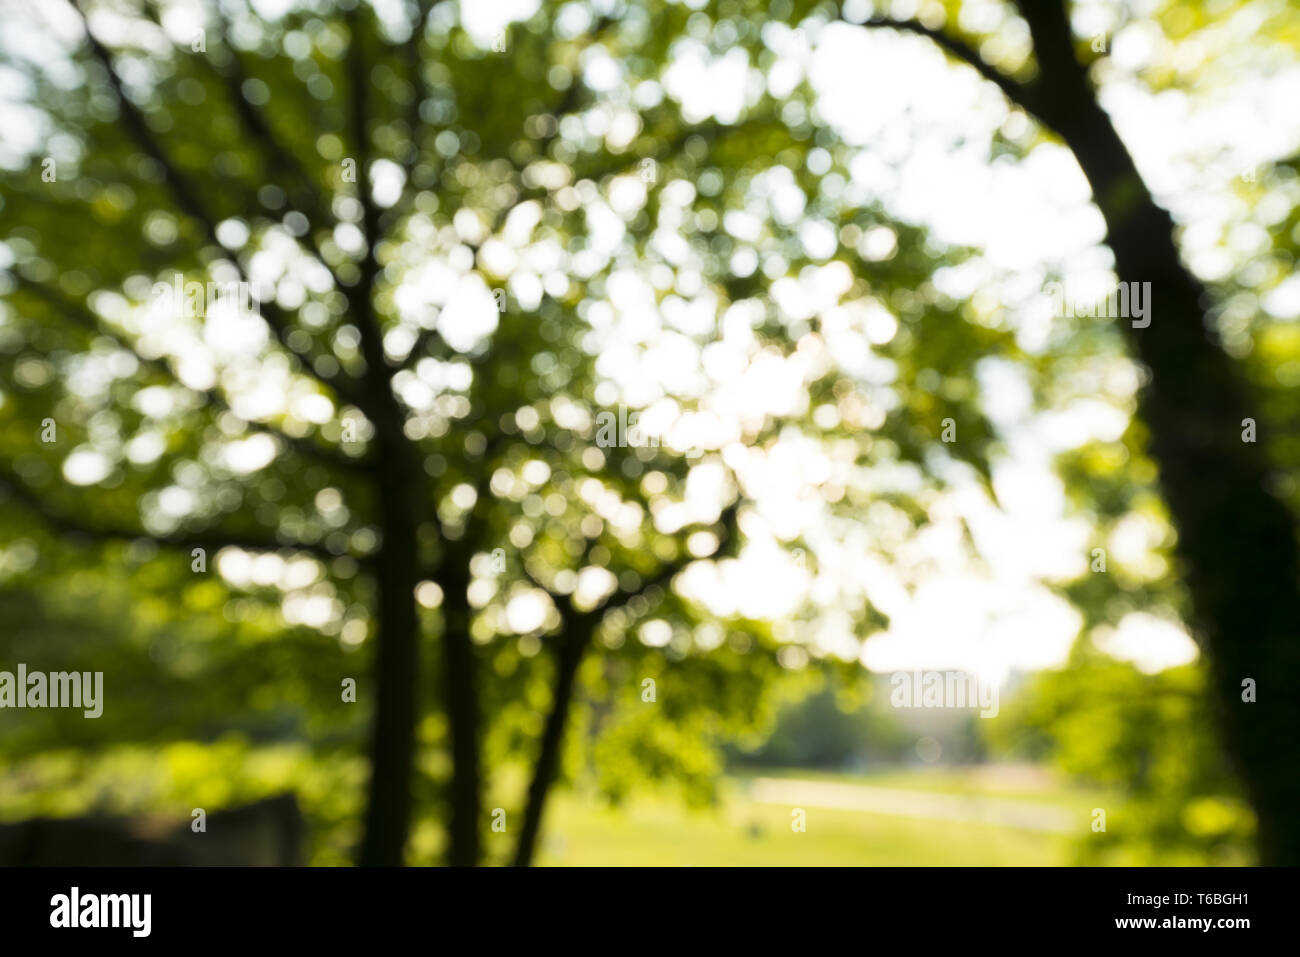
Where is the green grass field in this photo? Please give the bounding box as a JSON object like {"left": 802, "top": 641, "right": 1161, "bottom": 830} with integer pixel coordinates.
{"left": 534, "top": 765, "right": 1108, "bottom": 866}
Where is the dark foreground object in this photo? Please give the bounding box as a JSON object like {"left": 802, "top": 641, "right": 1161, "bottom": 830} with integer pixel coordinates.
{"left": 0, "top": 794, "right": 304, "bottom": 866}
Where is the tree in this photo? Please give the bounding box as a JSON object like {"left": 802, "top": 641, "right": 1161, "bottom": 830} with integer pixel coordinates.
{"left": 3, "top": 0, "right": 1015, "bottom": 865}
{"left": 845, "top": 0, "right": 1299, "bottom": 863}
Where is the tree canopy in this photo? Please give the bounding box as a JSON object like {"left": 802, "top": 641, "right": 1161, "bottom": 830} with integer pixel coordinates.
{"left": 1, "top": 0, "right": 1297, "bottom": 866}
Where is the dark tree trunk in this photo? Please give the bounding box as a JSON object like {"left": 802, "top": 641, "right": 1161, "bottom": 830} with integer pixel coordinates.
{"left": 347, "top": 6, "right": 425, "bottom": 867}
{"left": 347, "top": 7, "right": 451, "bottom": 864}
{"left": 1019, "top": 1, "right": 1300, "bottom": 864}
{"left": 513, "top": 621, "right": 594, "bottom": 867}
{"left": 357, "top": 441, "right": 422, "bottom": 866}
{"left": 439, "top": 560, "right": 483, "bottom": 866}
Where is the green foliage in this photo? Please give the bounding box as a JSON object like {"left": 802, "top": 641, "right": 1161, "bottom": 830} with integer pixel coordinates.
{"left": 730, "top": 683, "right": 914, "bottom": 768}
{"left": 987, "top": 646, "right": 1254, "bottom": 864}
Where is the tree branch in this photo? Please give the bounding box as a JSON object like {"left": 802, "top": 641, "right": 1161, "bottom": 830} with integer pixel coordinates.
{"left": 0, "top": 463, "right": 346, "bottom": 563}
{"left": 344, "top": 8, "right": 404, "bottom": 396}
{"left": 13, "top": 275, "right": 374, "bottom": 474}
{"left": 71, "top": 1, "right": 370, "bottom": 415}
{"left": 511, "top": 501, "right": 741, "bottom": 866}
{"left": 856, "top": 16, "right": 1049, "bottom": 126}
{"left": 200, "top": 5, "right": 344, "bottom": 283}
{"left": 382, "top": 13, "right": 616, "bottom": 230}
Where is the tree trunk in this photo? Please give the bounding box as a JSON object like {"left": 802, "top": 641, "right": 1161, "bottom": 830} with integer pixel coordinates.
{"left": 513, "top": 621, "right": 593, "bottom": 866}
{"left": 347, "top": 6, "right": 427, "bottom": 867}
{"left": 1019, "top": 0, "right": 1300, "bottom": 864}
{"left": 357, "top": 441, "right": 422, "bottom": 866}
{"left": 439, "top": 560, "right": 482, "bottom": 866}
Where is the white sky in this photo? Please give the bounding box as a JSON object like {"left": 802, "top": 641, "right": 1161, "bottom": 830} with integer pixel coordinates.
{"left": 643, "top": 4, "right": 1293, "bottom": 683}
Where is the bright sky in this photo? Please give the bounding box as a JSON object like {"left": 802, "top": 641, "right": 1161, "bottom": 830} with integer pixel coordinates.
{"left": 641, "top": 3, "right": 1293, "bottom": 683}
{"left": 639, "top": 3, "right": 1294, "bottom": 683}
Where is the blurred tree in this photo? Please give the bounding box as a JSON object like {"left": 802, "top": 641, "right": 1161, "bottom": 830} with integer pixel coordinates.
{"left": 729, "top": 683, "right": 914, "bottom": 769}
{"left": 9, "top": 0, "right": 1286, "bottom": 869}
{"left": 0, "top": 0, "right": 1012, "bottom": 866}
{"left": 846, "top": 0, "right": 1300, "bottom": 866}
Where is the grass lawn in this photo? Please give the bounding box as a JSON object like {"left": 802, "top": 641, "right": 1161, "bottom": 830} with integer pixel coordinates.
{"left": 533, "top": 765, "right": 1102, "bottom": 866}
